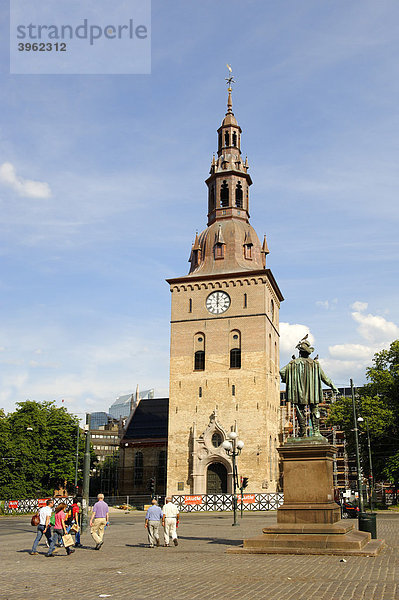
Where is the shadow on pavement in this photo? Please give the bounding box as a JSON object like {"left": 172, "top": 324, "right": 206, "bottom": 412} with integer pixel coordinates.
{"left": 178, "top": 536, "right": 242, "bottom": 546}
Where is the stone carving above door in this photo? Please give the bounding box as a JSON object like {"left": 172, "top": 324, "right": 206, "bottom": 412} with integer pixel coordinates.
{"left": 190, "top": 410, "right": 232, "bottom": 494}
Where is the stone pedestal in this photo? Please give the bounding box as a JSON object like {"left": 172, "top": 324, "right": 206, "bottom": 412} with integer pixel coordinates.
{"left": 228, "top": 440, "right": 384, "bottom": 556}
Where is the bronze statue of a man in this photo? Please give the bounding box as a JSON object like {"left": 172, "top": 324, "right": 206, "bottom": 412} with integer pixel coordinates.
{"left": 280, "top": 338, "right": 338, "bottom": 437}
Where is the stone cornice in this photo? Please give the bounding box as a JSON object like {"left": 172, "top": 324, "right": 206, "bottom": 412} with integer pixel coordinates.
{"left": 166, "top": 268, "right": 284, "bottom": 302}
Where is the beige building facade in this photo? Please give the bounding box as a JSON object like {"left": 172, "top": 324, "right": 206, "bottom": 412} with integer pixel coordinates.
{"left": 166, "top": 86, "right": 283, "bottom": 496}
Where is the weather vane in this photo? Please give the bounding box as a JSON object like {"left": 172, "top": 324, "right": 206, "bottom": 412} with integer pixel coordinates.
{"left": 225, "top": 64, "right": 235, "bottom": 88}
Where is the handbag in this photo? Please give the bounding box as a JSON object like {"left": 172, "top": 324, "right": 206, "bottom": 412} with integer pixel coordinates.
{"left": 31, "top": 513, "right": 40, "bottom": 526}
{"left": 62, "top": 533, "right": 74, "bottom": 547}
{"left": 70, "top": 523, "right": 80, "bottom": 533}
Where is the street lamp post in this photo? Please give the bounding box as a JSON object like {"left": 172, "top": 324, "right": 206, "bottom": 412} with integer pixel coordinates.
{"left": 222, "top": 431, "right": 244, "bottom": 526}
{"left": 358, "top": 416, "right": 374, "bottom": 511}
{"left": 350, "top": 379, "right": 364, "bottom": 514}
{"left": 81, "top": 413, "right": 91, "bottom": 533}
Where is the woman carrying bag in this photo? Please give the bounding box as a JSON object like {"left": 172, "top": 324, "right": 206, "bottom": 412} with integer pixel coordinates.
{"left": 46, "top": 502, "right": 75, "bottom": 557}
{"left": 65, "top": 497, "right": 82, "bottom": 548}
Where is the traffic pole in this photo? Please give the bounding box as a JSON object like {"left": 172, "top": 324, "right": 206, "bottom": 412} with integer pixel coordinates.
{"left": 81, "top": 413, "right": 91, "bottom": 533}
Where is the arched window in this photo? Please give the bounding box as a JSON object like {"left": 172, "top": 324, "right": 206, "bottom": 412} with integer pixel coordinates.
{"left": 134, "top": 451, "right": 143, "bottom": 485}
{"left": 232, "top": 384, "right": 236, "bottom": 396}
{"left": 194, "top": 332, "right": 205, "bottom": 371}
{"left": 235, "top": 182, "right": 243, "bottom": 208}
{"left": 198, "top": 386, "right": 202, "bottom": 398}
{"left": 271, "top": 299, "right": 275, "bottom": 322}
{"left": 220, "top": 180, "right": 229, "bottom": 207}
{"left": 189, "top": 298, "right": 192, "bottom": 313}
{"left": 224, "top": 131, "right": 229, "bottom": 146}
{"left": 229, "top": 330, "right": 241, "bottom": 369}
{"left": 230, "top": 349, "right": 241, "bottom": 369}
{"left": 194, "top": 351, "right": 204, "bottom": 371}
{"left": 209, "top": 186, "right": 215, "bottom": 211}
{"left": 243, "top": 293, "right": 247, "bottom": 308}
{"left": 218, "top": 131, "right": 222, "bottom": 149}
{"left": 232, "top": 131, "right": 237, "bottom": 146}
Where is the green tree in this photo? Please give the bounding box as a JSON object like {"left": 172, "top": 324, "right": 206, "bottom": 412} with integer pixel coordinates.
{"left": 0, "top": 400, "right": 96, "bottom": 499}
{"left": 363, "top": 340, "right": 399, "bottom": 493}
{"left": 328, "top": 340, "right": 399, "bottom": 490}
{"left": 327, "top": 394, "right": 394, "bottom": 482}
{"left": 0, "top": 409, "right": 18, "bottom": 498}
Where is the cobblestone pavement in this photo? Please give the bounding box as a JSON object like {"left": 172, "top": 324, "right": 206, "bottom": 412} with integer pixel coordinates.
{"left": 1, "top": 511, "right": 398, "bottom": 600}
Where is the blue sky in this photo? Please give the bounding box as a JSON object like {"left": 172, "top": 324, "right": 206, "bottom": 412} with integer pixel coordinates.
{"left": 0, "top": 0, "right": 398, "bottom": 416}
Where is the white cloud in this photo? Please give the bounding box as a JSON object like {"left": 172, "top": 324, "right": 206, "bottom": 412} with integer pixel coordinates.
{"left": 0, "top": 316, "right": 170, "bottom": 415}
{"left": 323, "top": 309, "right": 399, "bottom": 383}
{"left": 328, "top": 343, "right": 375, "bottom": 361}
{"left": 316, "top": 299, "right": 338, "bottom": 310}
{"left": 316, "top": 300, "right": 329, "bottom": 309}
{"left": 0, "top": 162, "right": 51, "bottom": 199}
{"left": 351, "top": 301, "right": 368, "bottom": 312}
{"left": 279, "top": 322, "right": 314, "bottom": 354}
{"left": 352, "top": 311, "right": 399, "bottom": 343}
{"left": 318, "top": 358, "right": 368, "bottom": 386}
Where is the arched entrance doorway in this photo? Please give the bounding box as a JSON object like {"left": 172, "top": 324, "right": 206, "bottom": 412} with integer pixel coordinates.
{"left": 207, "top": 462, "right": 228, "bottom": 494}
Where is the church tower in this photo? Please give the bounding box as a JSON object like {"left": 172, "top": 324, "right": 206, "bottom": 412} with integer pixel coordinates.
{"left": 166, "top": 81, "right": 283, "bottom": 496}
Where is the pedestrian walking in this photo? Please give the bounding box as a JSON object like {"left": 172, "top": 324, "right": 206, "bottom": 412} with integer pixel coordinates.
{"left": 90, "top": 493, "right": 109, "bottom": 550}
{"left": 46, "top": 502, "right": 75, "bottom": 557}
{"left": 144, "top": 498, "right": 163, "bottom": 548}
{"left": 65, "top": 497, "right": 82, "bottom": 547}
{"left": 162, "top": 496, "right": 179, "bottom": 547}
{"left": 30, "top": 498, "right": 54, "bottom": 555}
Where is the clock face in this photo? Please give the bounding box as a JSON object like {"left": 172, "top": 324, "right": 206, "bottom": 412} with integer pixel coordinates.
{"left": 206, "top": 291, "right": 231, "bottom": 315}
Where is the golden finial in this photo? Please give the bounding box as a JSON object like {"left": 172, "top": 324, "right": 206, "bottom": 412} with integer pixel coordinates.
{"left": 225, "top": 64, "right": 235, "bottom": 88}
{"left": 225, "top": 64, "right": 235, "bottom": 114}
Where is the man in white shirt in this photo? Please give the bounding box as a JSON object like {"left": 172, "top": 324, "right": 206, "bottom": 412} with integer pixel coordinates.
{"left": 30, "top": 498, "right": 54, "bottom": 555}
{"left": 162, "top": 497, "right": 179, "bottom": 547}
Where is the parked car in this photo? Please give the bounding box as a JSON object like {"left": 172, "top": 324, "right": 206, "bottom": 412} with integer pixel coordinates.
{"left": 341, "top": 501, "right": 359, "bottom": 519}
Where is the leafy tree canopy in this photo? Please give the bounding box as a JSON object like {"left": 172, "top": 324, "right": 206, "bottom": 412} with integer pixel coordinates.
{"left": 0, "top": 400, "right": 96, "bottom": 499}
{"left": 328, "top": 340, "right": 399, "bottom": 484}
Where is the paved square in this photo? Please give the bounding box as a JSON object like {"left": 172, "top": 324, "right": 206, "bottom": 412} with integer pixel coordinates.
{"left": 1, "top": 511, "right": 398, "bottom": 599}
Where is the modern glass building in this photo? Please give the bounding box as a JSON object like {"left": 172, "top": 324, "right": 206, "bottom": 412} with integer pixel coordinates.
{"left": 109, "top": 389, "right": 154, "bottom": 420}
{"left": 90, "top": 412, "right": 113, "bottom": 429}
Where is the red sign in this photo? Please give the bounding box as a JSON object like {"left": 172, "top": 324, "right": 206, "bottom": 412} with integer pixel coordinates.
{"left": 237, "top": 494, "right": 256, "bottom": 504}
{"left": 38, "top": 498, "right": 48, "bottom": 508}
{"left": 184, "top": 495, "right": 203, "bottom": 505}
{"left": 8, "top": 500, "right": 18, "bottom": 509}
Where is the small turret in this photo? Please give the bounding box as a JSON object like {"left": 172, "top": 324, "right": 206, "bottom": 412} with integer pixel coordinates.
{"left": 261, "top": 235, "right": 270, "bottom": 268}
